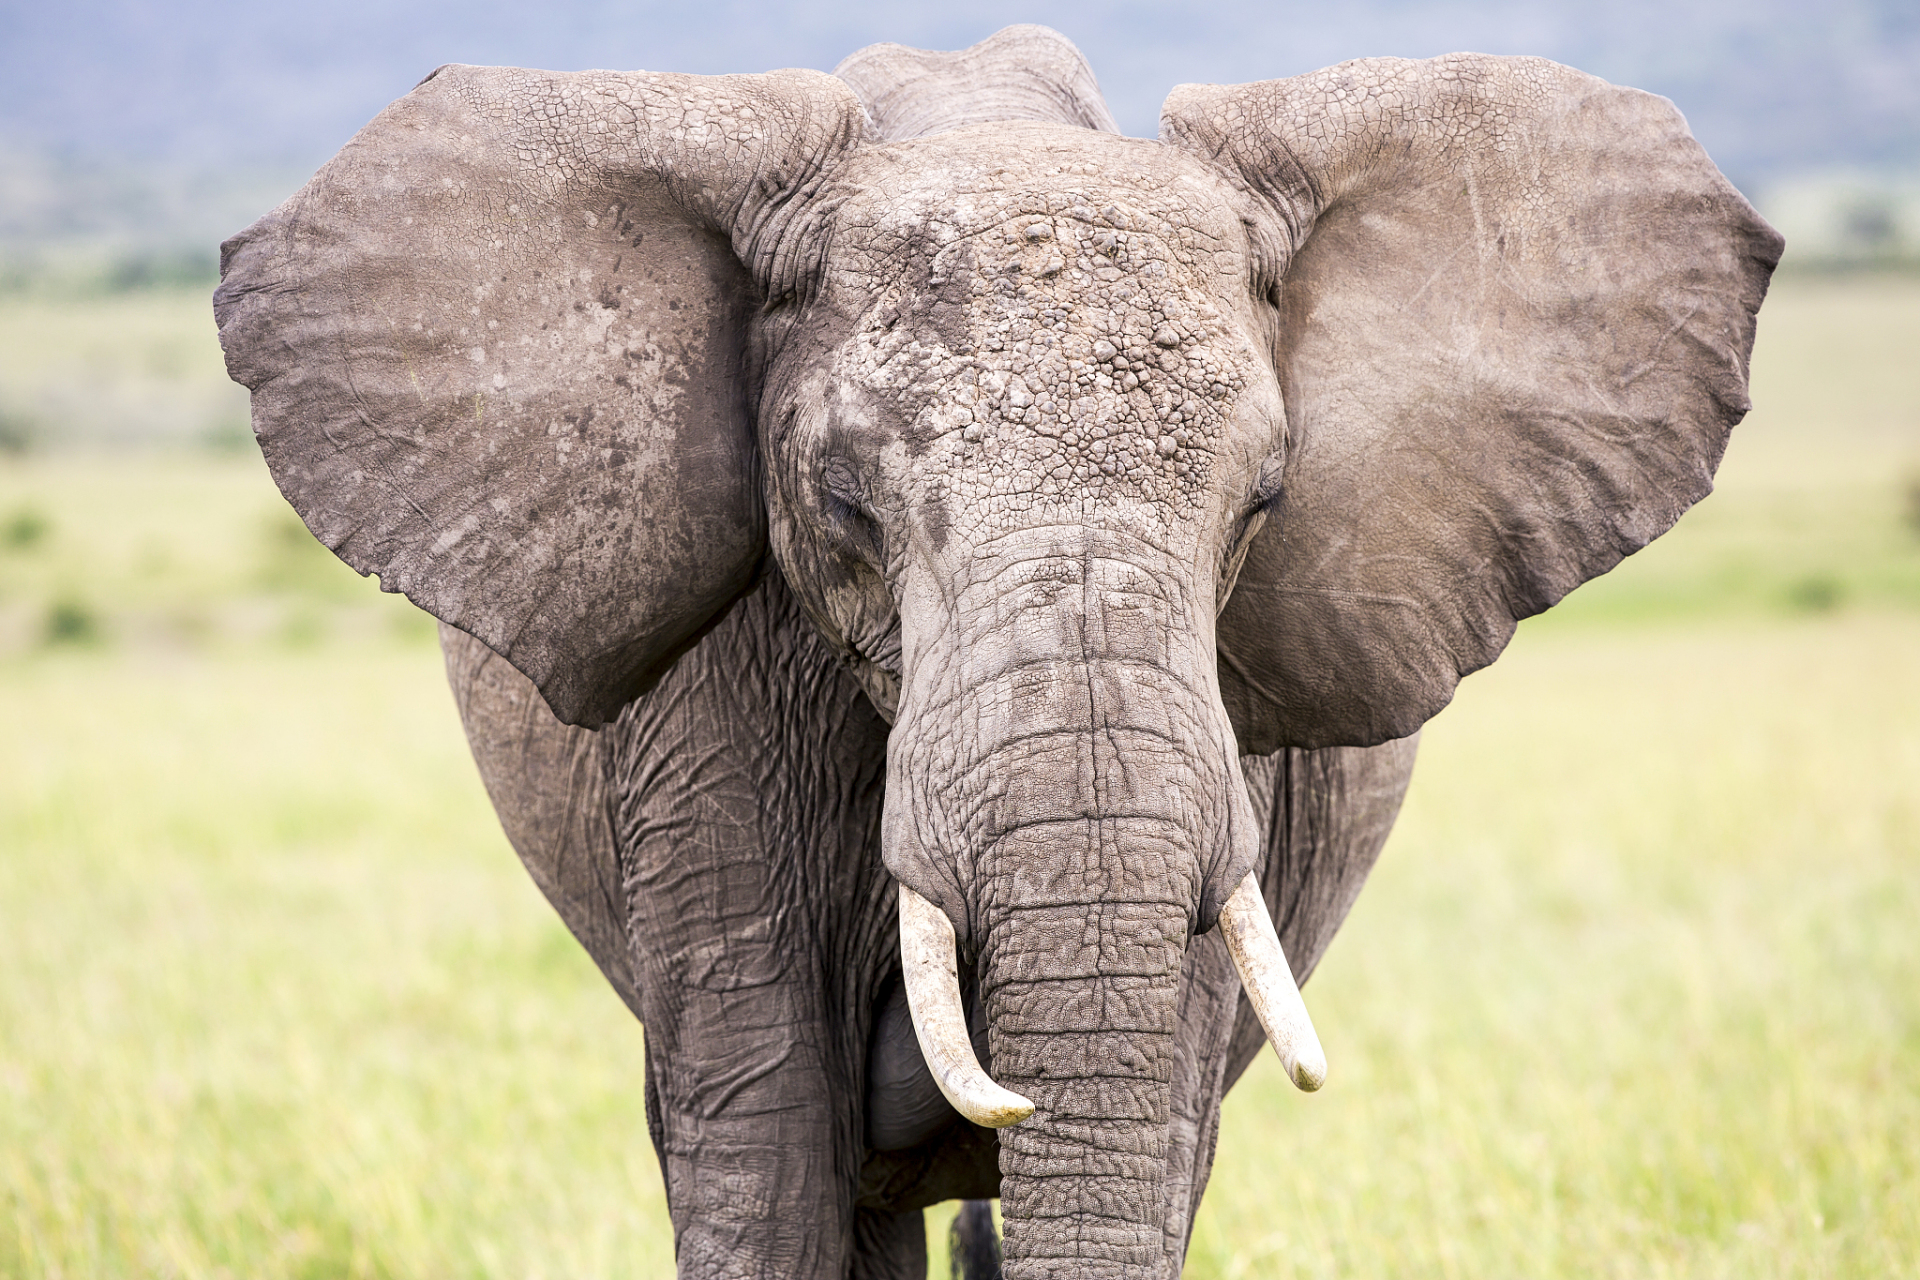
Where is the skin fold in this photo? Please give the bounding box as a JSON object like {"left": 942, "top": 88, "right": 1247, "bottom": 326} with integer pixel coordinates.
{"left": 442, "top": 582, "right": 1414, "bottom": 1278}
{"left": 216, "top": 23, "right": 1780, "bottom": 1280}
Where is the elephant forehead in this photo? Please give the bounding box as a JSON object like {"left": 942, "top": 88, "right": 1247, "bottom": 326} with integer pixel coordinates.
{"left": 827, "top": 135, "right": 1273, "bottom": 537}
{"left": 831, "top": 122, "right": 1238, "bottom": 245}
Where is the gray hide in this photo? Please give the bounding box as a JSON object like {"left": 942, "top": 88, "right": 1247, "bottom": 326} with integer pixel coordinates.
{"left": 1179, "top": 61, "right": 1781, "bottom": 752}
{"left": 217, "top": 65, "right": 863, "bottom": 727}
{"left": 218, "top": 22, "right": 1778, "bottom": 1280}
{"left": 834, "top": 23, "right": 1121, "bottom": 141}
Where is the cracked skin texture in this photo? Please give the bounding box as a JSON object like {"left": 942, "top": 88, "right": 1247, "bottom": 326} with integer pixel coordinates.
{"left": 808, "top": 126, "right": 1268, "bottom": 530}
{"left": 751, "top": 123, "right": 1307, "bottom": 1280}
{"left": 218, "top": 22, "right": 1779, "bottom": 1280}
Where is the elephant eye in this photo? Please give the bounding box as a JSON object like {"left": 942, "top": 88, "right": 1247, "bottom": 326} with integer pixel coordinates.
{"left": 820, "top": 455, "right": 883, "bottom": 561}
{"left": 1225, "top": 455, "right": 1286, "bottom": 573}
{"left": 1227, "top": 504, "right": 1269, "bottom": 561}
{"left": 821, "top": 455, "right": 864, "bottom": 508}
{"left": 827, "top": 491, "right": 879, "bottom": 540}
{"left": 1248, "top": 454, "right": 1285, "bottom": 513}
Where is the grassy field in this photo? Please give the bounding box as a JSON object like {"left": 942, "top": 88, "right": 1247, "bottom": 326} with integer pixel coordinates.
{"left": 0, "top": 287, "right": 249, "bottom": 453}
{"left": 2, "top": 275, "right": 1918, "bottom": 1276}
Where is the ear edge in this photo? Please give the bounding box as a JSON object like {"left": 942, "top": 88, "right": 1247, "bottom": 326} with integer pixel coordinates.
{"left": 218, "top": 65, "right": 858, "bottom": 730}
{"left": 1184, "top": 54, "right": 1780, "bottom": 751}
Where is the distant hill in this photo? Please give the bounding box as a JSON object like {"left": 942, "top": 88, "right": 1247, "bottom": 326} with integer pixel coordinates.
{"left": 3, "top": 0, "right": 1917, "bottom": 253}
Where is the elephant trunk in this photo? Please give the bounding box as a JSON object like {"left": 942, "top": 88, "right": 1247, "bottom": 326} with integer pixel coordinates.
{"left": 899, "top": 709, "right": 1205, "bottom": 1277}
{"left": 884, "top": 534, "right": 1258, "bottom": 1277}
{"left": 976, "top": 793, "right": 1196, "bottom": 1279}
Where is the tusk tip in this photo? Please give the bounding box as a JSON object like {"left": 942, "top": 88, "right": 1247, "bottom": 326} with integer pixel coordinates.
{"left": 1221, "top": 872, "right": 1329, "bottom": 1095}
{"left": 974, "top": 1092, "right": 1037, "bottom": 1128}
{"left": 898, "top": 883, "right": 1035, "bottom": 1130}
{"left": 948, "top": 1076, "right": 1035, "bottom": 1128}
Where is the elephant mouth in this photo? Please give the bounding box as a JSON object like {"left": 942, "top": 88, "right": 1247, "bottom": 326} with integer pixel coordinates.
{"left": 895, "top": 872, "right": 1325, "bottom": 1131}
{"left": 831, "top": 608, "right": 905, "bottom": 723}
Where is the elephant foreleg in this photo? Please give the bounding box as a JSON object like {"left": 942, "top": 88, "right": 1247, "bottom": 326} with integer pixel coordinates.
{"left": 605, "top": 574, "right": 897, "bottom": 1278}
{"left": 850, "top": 1207, "right": 929, "bottom": 1280}
{"left": 623, "top": 823, "right": 849, "bottom": 1276}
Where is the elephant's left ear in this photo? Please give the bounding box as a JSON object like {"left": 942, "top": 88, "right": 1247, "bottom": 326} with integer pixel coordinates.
{"left": 1163, "top": 55, "right": 1782, "bottom": 753}
{"left": 216, "top": 64, "right": 862, "bottom": 727}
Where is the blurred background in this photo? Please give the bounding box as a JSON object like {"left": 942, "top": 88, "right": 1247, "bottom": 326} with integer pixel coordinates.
{"left": 1, "top": 1, "right": 1915, "bottom": 1275}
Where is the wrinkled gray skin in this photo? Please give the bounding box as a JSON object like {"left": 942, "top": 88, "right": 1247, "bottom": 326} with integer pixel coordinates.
{"left": 215, "top": 25, "right": 1780, "bottom": 1280}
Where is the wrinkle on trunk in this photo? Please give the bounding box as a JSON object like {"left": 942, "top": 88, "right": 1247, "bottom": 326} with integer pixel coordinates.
{"left": 884, "top": 537, "right": 1256, "bottom": 1278}
{"left": 954, "top": 725, "right": 1222, "bottom": 1277}
{"left": 976, "top": 806, "right": 1196, "bottom": 1278}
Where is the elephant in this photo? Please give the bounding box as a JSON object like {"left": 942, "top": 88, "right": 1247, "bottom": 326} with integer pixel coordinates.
{"left": 213, "top": 24, "right": 1780, "bottom": 1280}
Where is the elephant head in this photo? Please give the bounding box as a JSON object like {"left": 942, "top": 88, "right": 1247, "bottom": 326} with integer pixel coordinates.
{"left": 216, "top": 26, "right": 1779, "bottom": 1278}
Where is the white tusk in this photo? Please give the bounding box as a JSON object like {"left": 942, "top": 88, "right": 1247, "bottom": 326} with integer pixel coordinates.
{"left": 897, "top": 883, "right": 1035, "bottom": 1128}
{"left": 1218, "top": 871, "right": 1327, "bottom": 1092}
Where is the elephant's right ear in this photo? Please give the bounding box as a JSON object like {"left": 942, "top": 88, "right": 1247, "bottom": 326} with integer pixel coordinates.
{"left": 1165, "top": 56, "right": 1782, "bottom": 752}
{"left": 216, "top": 65, "right": 862, "bottom": 727}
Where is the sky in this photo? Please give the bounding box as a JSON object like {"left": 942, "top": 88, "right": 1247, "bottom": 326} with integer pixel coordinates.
{"left": 1, "top": 0, "right": 1916, "bottom": 200}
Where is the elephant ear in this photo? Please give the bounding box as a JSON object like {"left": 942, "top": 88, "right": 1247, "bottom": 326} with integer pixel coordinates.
{"left": 1163, "top": 55, "right": 1782, "bottom": 752}
{"left": 216, "top": 64, "right": 862, "bottom": 727}
{"left": 834, "top": 24, "right": 1119, "bottom": 141}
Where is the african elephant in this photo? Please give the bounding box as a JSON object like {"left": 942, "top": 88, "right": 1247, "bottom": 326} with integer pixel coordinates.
{"left": 214, "top": 24, "right": 1780, "bottom": 1279}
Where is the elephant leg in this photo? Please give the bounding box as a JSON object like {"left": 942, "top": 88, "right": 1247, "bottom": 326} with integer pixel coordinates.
{"left": 606, "top": 573, "right": 895, "bottom": 1278}
{"left": 849, "top": 1206, "right": 928, "bottom": 1280}
{"left": 947, "top": 1200, "right": 1003, "bottom": 1280}
{"left": 624, "top": 821, "right": 847, "bottom": 1276}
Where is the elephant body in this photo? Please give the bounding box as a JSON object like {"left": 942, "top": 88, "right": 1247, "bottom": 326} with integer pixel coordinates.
{"left": 444, "top": 572, "right": 1415, "bottom": 1276}
{"left": 217, "top": 23, "right": 1778, "bottom": 1279}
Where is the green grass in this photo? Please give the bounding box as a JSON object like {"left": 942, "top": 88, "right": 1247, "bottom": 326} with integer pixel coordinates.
{"left": 0, "top": 456, "right": 434, "bottom": 654}
{"left": 2, "top": 275, "right": 1919, "bottom": 1276}
{"left": 1188, "top": 615, "right": 1920, "bottom": 1278}
{"left": 0, "top": 647, "right": 671, "bottom": 1277}
{"left": 0, "top": 288, "right": 248, "bottom": 452}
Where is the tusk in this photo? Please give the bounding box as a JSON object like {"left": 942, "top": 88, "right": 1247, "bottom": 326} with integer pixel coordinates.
{"left": 897, "top": 883, "right": 1035, "bottom": 1128}
{"left": 1218, "top": 871, "right": 1328, "bottom": 1092}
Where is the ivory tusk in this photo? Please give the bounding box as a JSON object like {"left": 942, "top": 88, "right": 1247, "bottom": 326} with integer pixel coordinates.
{"left": 897, "top": 883, "right": 1035, "bottom": 1128}
{"left": 1218, "top": 871, "right": 1328, "bottom": 1092}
